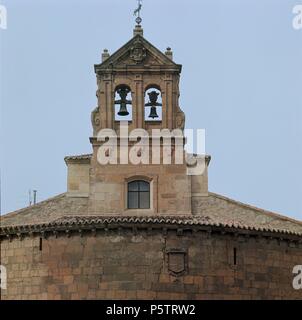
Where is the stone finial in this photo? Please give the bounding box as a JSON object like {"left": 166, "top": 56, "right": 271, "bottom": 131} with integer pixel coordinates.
{"left": 165, "top": 47, "right": 173, "bottom": 60}
{"left": 102, "top": 49, "right": 110, "bottom": 62}
{"left": 133, "top": 25, "right": 144, "bottom": 37}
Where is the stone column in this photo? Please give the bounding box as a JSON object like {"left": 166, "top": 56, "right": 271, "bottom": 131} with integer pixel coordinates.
{"left": 135, "top": 75, "right": 144, "bottom": 129}
{"left": 103, "top": 75, "right": 114, "bottom": 129}
{"left": 97, "top": 74, "right": 113, "bottom": 129}
{"left": 172, "top": 74, "right": 180, "bottom": 129}
{"left": 98, "top": 79, "right": 107, "bottom": 129}
{"left": 164, "top": 75, "right": 173, "bottom": 130}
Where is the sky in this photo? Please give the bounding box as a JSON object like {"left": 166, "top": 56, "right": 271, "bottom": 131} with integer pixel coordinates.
{"left": 0, "top": 0, "right": 301, "bottom": 220}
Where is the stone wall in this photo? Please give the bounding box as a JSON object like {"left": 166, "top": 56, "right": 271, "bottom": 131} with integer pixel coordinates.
{"left": 88, "top": 158, "right": 193, "bottom": 215}
{"left": 67, "top": 163, "right": 91, "bottom": 198}
{"left": 1, "top": 229, "right": 301, "bottom": 300}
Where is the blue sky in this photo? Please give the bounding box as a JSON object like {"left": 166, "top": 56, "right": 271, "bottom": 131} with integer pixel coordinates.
{"left": 0, "top": 0, "right": 301, "bottom": 219}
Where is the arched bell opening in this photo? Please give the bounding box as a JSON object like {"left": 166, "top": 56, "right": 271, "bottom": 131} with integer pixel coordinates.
{"left": 114, "top": 85, "right": 133, "bottom": 122}
{"left": 144, "top": 87, "right": 162, "bottom": 122}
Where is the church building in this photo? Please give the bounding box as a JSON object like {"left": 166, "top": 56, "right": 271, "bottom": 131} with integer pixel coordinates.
{"left": 1, "top": 19, "right": 302, "bottom": 300}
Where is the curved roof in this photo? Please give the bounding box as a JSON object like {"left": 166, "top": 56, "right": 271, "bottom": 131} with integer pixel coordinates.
{"left": 1, "top": 192, "right": 301, "bottom": 239}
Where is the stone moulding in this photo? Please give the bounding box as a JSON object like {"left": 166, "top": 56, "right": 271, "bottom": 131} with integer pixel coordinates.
{"left": 1, "top": 216, "right": 302, "bottom": 244}
{"left": 64, "top": 154, "right": 92, "bottom": 165}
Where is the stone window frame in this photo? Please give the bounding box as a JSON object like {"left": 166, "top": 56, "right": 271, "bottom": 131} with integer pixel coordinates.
{"left": 124, "top": 175, "right": 158, "bottom": 214}
{"left": 127, "top": 180, "right": 150, "bottom": 209}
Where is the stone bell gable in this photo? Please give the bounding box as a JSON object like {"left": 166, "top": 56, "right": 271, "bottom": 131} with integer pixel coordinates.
{"left": 91, "top": 30, "right": 185, "bottom": 135}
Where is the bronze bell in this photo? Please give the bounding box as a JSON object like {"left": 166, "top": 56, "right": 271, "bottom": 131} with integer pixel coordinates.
{"left": 145, "top": 90, "right": 162, "bottom": 119}
{"left": 115, "top": 87, "right": 132, "bottom": 116}
{"left": 117, "top": 103, "right": 129, "bottom": 116}
{"left": 148, "top": 106, "right": 159, "bottom": 119}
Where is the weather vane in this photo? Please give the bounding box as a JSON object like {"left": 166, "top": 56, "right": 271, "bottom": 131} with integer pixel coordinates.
{"left": 134, "top": 0, "right": 143, "bottom": 25}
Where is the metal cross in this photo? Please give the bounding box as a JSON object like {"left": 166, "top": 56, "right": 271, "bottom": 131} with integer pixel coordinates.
{"left": 134, "top": 0, "right": 143, "bottom": 25}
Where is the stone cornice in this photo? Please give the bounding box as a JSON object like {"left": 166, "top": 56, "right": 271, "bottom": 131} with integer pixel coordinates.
{"left": 64, "top": 154, "right": 92, "bottom": 165}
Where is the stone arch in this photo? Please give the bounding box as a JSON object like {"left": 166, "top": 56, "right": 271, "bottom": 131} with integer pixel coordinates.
{"left": 144, "top": 83, "right": 161, "bottom": 92}
{"left": 126, "top": 175, "right": 153, "bottom": 183}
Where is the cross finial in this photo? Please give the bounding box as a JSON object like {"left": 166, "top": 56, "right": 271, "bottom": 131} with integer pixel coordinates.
{"left": 134, "top": 0, "right": 143, "bottom": 25}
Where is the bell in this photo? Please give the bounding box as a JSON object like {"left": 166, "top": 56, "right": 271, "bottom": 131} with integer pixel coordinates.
{"left": 115, "top": 87, "right": 131, "bottom": 116}
{"left": 148, "top": 91, "right": 160, "bottom": 105}
{"left": 148, "top": 106, "right": 159, "bottom": 119}
{"left": 145, "top": 90, "right": 161, "bottom": 119}
{"left": 117, "top": 103, "right": 129, "bottom": 116}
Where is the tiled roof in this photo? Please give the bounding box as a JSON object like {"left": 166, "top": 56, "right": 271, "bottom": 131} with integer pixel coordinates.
{"left": 0, "top": 192, "right": 301, "bottom": 238}
{"left": 1, "top": 215, "right": 301, "bottom": 238}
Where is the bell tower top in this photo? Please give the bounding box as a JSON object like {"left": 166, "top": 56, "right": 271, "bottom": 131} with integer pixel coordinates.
{"left": 91, "top": 3, "right": 185, "bottom": 137}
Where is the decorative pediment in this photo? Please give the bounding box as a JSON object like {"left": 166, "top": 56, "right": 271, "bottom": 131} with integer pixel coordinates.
{"left": 114, "top": 49, "right": 162, "bottom": 68}
{"left": 95, "top": 35, "right": 182, "bottom": 73}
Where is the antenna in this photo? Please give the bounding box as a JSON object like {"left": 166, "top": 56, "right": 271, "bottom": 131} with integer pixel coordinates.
{"left": 28, "top": 190, "right": 32, "bottom": 206}
{"left": 33, "top": 190, "right": 37, "bottom": 205}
